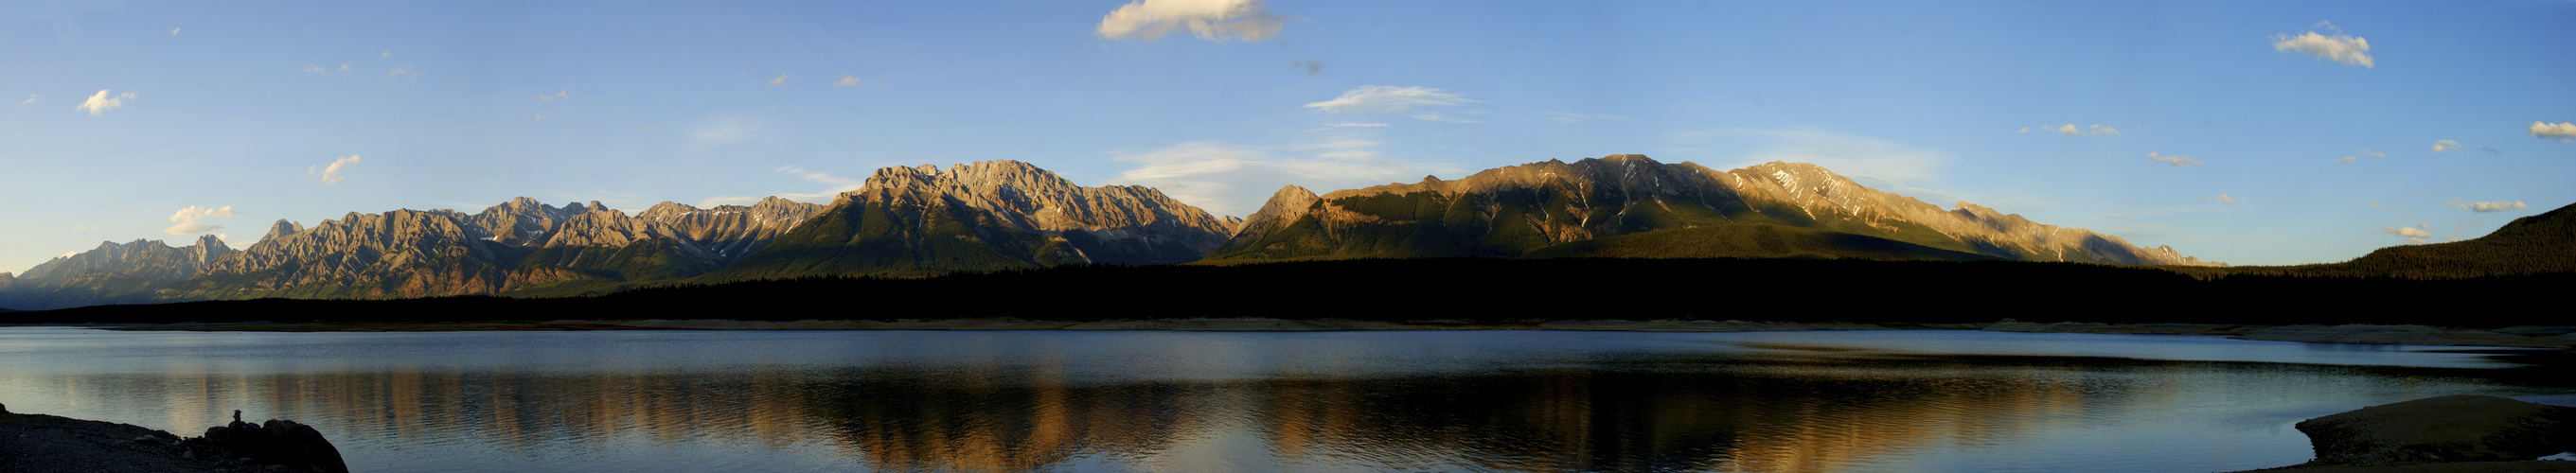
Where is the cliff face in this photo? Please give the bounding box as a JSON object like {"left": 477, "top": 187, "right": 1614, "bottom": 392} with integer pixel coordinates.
{"left": 704, "top": 160, "right": 1236, "bottom": 280}
{"left": 1211, "top": 155, "right": 2224, "bottom": 266}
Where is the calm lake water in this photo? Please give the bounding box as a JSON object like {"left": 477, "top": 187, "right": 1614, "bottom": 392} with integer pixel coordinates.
{"left": 2, "top": 327, "right": 2569, "bottom": 472}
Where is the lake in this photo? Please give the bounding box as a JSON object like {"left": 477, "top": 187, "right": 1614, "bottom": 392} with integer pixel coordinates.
{"left": 2, "top": 327, "right": 2568, "bottom": 472}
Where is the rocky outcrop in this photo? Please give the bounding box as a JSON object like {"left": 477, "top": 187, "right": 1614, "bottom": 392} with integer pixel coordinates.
{"left": 0, "top": 404, "right": 348, "bottom": 473}
{"left": 1207, "top": 155, "right": 2226, "bottom": 266}
{"left": 2291, "top": 395, "right": 2576, "bottom": 467}
{"left": 186, "top": 413, "right": 349, "bottom": 473}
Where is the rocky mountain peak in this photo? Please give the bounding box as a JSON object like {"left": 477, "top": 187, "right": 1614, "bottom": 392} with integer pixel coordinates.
{"left": 1232, "top": 185, "right": 1321, "bottom": 240}
{"left": 260, "top": 219, "right": 305, "bottom": 244}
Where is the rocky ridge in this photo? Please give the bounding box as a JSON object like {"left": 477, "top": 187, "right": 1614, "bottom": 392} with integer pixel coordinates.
{"left": 0, "top": 197, "right": 826, "bottom": 307}
{"left": 1211, "top": 154, "right": 2223, "bottom": 265}
{"left": 703, "top": 160, "right": 1236, "bottom": 279}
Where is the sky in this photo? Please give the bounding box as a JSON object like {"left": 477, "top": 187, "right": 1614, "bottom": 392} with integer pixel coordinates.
{"left": 2, "top": 0, "right": 2571, "bottom": 273}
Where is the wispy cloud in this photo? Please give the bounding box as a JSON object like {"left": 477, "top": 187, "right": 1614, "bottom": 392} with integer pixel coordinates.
{"left": 2377, "top": 225, "right": 2431, "bottom": 244}
{"left": 388, "top": 66, "right": 417, "bottom": 78}
{"left": 534, "top": 91, "right": 569, "bottom": 101}
{"left": 2272, "top": 21, "right": 2372, "bottom": 68}
{"left": 1678, "top": 129, "right": 1954, "bottom": 185}
{"left": 2532, "top": 121, "right": 2576, "bottom": 142}
{"left": 687, "top": 116, "right": 769, "bottom": 149}
{"left": 1290, "top": 58, "right": 1324, "bottom": 77}
{"left": 2206, "top": 194, "right": 2237, "bottom": 204}
{"left": 2444, "top": 198, "right": 2527, "bottom": 213}
{"left": 1306, "top": 85, "right": 1482, "bottom": 122}
{"left": 2036, "top": 123, "right": 2122, "bottom": 137}
{"left": 2334, "top": 156, "right": 2355, "bottom": 164}
{"left": 698, "top": 166, "right": 868, "bottom": 206}
{"left": 1104, "top": 140, "right": 1456, "bottom": 217}
{"left": 769, "top": 74, "right": 788, "bottom": 86}
{"left": 1096, "top": 0, "right": 1290, "bottom": 43}
{"left": 16, "top": 95, "right": 31, "bottom": 107}
{"left": 163, "top": 205, "right": 237, "bottom": 236}
{"left": 2432, "top": 139, "right": 2464, "bottom": 153}
{"left": 307, "top": 154, "right": 364, "bottom": 184}
{"left": 1548, "top": 113, "right": 1631, "bottom": 124}
{"left": 532, "top": 114, "right": 547, "bottom": 121}
{"left": 834, "top": 75, "right": 861, "bottom": 86}
{"left": 1324, "top": 121, "right": 1387, "bottom": 128}
{"left": 73, "top": 90, "right": 133, "bottom": 116}
{"left": 2149, "top": 151, "right": 2202, "bottom": 167}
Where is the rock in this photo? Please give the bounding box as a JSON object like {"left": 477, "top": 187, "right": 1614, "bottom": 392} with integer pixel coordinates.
{"left": 180, "top": 418, "right": 350, "bottom": 473}
{"left": 2294, "top": 394, "right": 2576, "bottom": 467}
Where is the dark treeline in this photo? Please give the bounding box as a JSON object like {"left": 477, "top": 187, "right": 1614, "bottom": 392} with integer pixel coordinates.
{"left": 6, "top": 257, "right": 2568, "bottom": 328}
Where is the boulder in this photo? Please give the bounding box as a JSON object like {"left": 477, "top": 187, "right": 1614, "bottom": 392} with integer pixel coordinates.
{"left": 2295, "top": 394, "right": 2576, "bottom": 466}
{"left": 181, "top": 413, "right": 350, "bottom": 473}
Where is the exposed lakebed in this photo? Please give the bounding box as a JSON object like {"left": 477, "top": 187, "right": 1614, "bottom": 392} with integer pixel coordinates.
{"left": 2, "top": 328, "right": 2569, "bottom": 472}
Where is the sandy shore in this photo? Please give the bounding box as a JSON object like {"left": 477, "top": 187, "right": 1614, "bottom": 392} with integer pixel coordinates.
{"left": 59, "top": 319, "right": 2574, "bottom": 349}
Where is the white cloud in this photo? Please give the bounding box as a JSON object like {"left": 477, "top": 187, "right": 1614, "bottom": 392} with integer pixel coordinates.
{"left": 169, "top": 27, "right": 179, "bottom": 35}
{"left": 1306, "top": 85, "right": 1481, "bottom": 122}
{"left": 299, "top": 65, "right": 329, "bottom": 75}
{"left": 532, "top": 114, "right": 546, "bottom": 121}
{"left": 1324, "top": 121, "right": 1388, "bottom": 128}
{"left": 769, "top": 74, "right": 788, "bottom": 86}
{"left": 2432, "top": 139, "right": 2463, "bottom": 152}
{"left": 2377, "top": 225, "right": 2431, "bottom": 244}
{"left": 2272, "top": 21, "right": 2372, "bottom": 68}
{"left": 534, "top": 91, "right": 568, "bottom": 101}
{"left": 2149, "top": 151, "right": 2203, "bottom": 167}
{"left": 2360, "top": 149, "right": 2386, "bottom": 157}
{"left": 2206, "top": 194, "right": 2237, "bottom": 204}
{"left": 2532, "top": 121, "right": 2576, "bottom": 142}
{"left": 307, "top": 154, "right": 364, "bottom": 184}
{"left": 835, "top": 75, "right": 860, "bottom": 86}
{"left": 382, "top": 51, "right": 391, "bottom": 59}
{"left": 2333, "top": 156, "right": 2355, "bottom": 164}
{"left": 16, "top": 95, "right": 31, "bottom": 107}
{"left": 388, "top": 66, "right": 417, "bottom": 78}
{"left": 1095, "top": 0, "right": 1289, "bottom": 43}
{"left": 163, "top": 205, "right": 236, "bottom": 236}
{"left": 2444, "top": 199, "right": 2527, "bottom": 213}
{"left": 73, "top": 90, "right": 133, "bottom": 116}
{"left": 2036, "top": 123, "right": 2121, "bottom": 137}
{"left": 1103, "top": 140, "right": 1458, "bottom": 217}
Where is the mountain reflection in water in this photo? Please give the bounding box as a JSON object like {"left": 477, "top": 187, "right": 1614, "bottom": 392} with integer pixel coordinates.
{"left": 1, "top": 328, "right": 2566, "bottom": 472}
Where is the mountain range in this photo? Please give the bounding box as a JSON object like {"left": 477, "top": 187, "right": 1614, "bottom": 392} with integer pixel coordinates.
{"left": 12, "top": 154, "right": 2551, "bottom": 311}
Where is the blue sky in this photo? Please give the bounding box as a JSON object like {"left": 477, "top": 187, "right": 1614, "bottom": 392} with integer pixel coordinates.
{"left": 3, "top": 0, "right": 2571, "bottom": 273}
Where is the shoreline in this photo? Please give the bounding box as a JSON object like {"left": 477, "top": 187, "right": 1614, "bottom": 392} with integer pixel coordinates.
{"left": 17, "top": 319, "right": 2568, "bottom": 349}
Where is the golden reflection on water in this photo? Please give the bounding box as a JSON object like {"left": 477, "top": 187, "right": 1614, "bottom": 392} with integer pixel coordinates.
{"left": 2, "top": 330, "right": 2557, "bottom": 473}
